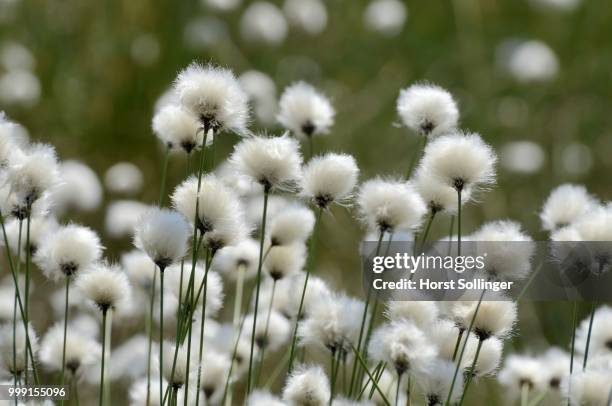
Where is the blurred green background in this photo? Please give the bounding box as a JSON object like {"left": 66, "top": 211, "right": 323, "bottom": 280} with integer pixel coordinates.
{"left": 1, "top": 0, "right": 611, "bottom": 403}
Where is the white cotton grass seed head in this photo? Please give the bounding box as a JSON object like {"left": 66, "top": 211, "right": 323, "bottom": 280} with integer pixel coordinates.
{"left": 473, "top": 220, "right": 535, "bottom": 281}
{"left": 54, "top": 160, "right": 103, "bottom": 213}
{"left": 129, "top": 378, "right": 167, "bottom": 406}
{"left": 199, "top": 351, "right": 231, "bottom": 401}
{"left": 278, "top": 81, "right": 335, "bottom": 139}
{"left": 301, "top": 153, "right": 359, "bottom": 208}
{"left": 573, "top": 205, "right": 612, "bottom": 242}
{"left": 283, "top": 0, "right": 328, "bottom": 35}
{"left": 268, "top": 203, "right": 315, "bottom": 246}
{"left": 105, "top": 200, "right": 150, "bottom": 238}
{"left": 162, "top": 342, "right": 192, "bottom": 388}
{"left": 282, "top": 364, "right": 330, "bottom": 406}
{"left": 539, "top": 347, "right": 570, "bottom": 391}
{"left": 216, "top": 160, "right": 262, "bottom": 197}
{"left": 540, "top": 184, "right": 598, "bottom": 231}
{"left": 173, "top": 62, "right": 249, "bottom": 136}
{"left": 230, "top": 134, "right": 303, "bottom": 191}
{"left": 8, "top": 142, "right": 61, "bottom": 206}
{"left": 364, "top": 0, "right": 407, "bottom": 37}
{"left": 454, "top": 298, "right": 517, "bottom": 340}
{"left": 104, "top": 162, "right": 143, "bottom": 195}
{"left": 384, "top": 300, "right": 438, "bottom": 328}
{"left": 212, "top": 238, "right": 259, "bottom": 281}
{"left": 35, "top": 224, "right": 103, "bottom": 281}
{"left": 420, "top": 132, "right": 497, "bottom": 193}
{"left": 498, "top": 354, "right": 545, "bottom": 395}
{"left": 4, "top": 216, "right": 57, "bottom": 258}
{"left": 264, "top": 243, "right": 306, "bottom": 281}
{"left": 134, "top": 207, "right": 190, "bottom": 269}
{"left": 152, "top": 104, "right": 202, "bottom": 153}
{"left": 0, "top": 322, "right": 39, "bottom": 376}
{"left": 414, "top": 166, "right": 469, "bottom": 215}
{"left": 247, "top": 390, "right": 285, "bottom": 406}
{"left": 274, "top": 273, "right": 330, "bottom": 320}
{"left": 575, "top": 305, "right": 612, "bottom": 358}
{"left": 245, "top": 310, "right": 291, "bottom": 351}
{"left": 417, "top": 358, "right": 462, "bottom": 405}
{"left": 466, "top": 336, "right": 503, "bottom": 377}
{"left": 241, "top": 2, "right": 288, "bottom": 46}
{"left": 562, "top": 368, "right": 612, "bottom": 406}
{"left": 368, "top": 320, "right": 436, "bottom": 375}
{"left": 0, "top": 184, "right": 51, "bottom": 220}
{"left": 121, "top": 249, "right": 156, "bottom": 291}
{"left": 299, "top": 293, "right": 365, "bottom": 354}
{"left": 245, "top": 195, "right": 290, "bottom": 230}
{"left": 397, "top": 83, "right": 458, "bottom": 138}
{"left": 76, "top": 262, "right": 131, "bottom": 311}
{"left": 430, "top": 319, "right": 463, "bottom": 361}
{"left": 357, "top": 178, "right": 427, "bottom": 233}
{"left": 39, "top": 323, "right": 101, "bottom": 376}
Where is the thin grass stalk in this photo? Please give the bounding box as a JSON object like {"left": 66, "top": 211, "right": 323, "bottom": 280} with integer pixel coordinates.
{"left": 458, "top": 338, "right": 484, "bottom": 406}
{"left": 246, "top": 187, "right": 270, "bottom": 394}
{"left": 451, "top": 329, "right": 464, "bottom": 362}
{"left": 72, "top": 373, "right": 80, "bottom": 406}
{"left": 14, "top": 219, "right": 23, "bottom": 388}
{"left": 145, "top": 270, "right": 157, "bottom": 406}
{"left": 406, "top": 375, "right": 412, "bottom": 406}
{"left": 232, "top": 267, "right": 245, "bottom": 334}
{"left": 24, "top": 211, "right": 32, "bottom": 384}
{"left": 567, "top": 301, "right": 578, "bottom": 406}
{"left": 12, "top": 293, "right": 17, "bottom": 404}
{"left": 99, "top": 307, "right": 108, "bottom": 406}
{"left": 419, "top": 212, "right": 437, "bottom": 251}
{"left": 447, "top": 215, "right": 455, "bottom": 256}
{"left": 194, "top": 251, "right": 214, "bottom": 406}
{"left": 349, "top": 230, "right": 384, "bottom": 396}
{"left": 350, "top": 343, "right": 391, "bottom": 406}
{"left": 582, "top": 301, "right": 598, "bottom": 370}
{"left": 59, "top": 277, "right": 70, "bottom": 405}
{"left": 394, "top": 373, "right": 401, "bottom": 406}
{"left": 456, "top": 189, "right": 462, "bottom": 256}
{"left": 357, "top": 360, "right": 384, "bottom": 399}
{"left": 405, "top": 136, "right": 426, "bottom": 179}
{"left": 329, "top": 349, "right": 342, "bottom": 406}
{"left": 287, "top": 207, "right": 324, "bottom": 373}
{"left": 159, "top": 267, "right": 166, "bottom": 406}
{"left": 255, "top": 279, "right": 277, "bottom": 386}
{"left": 445, "top": 288, "right": 486, "bottom": 406}
{"left": 521, "top": 383, "right": 529, "bottom": 406}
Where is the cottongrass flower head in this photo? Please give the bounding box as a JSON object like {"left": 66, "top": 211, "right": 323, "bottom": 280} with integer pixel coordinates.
{"left": 414, "top": 167, "right": 468, "bottom": 215}
{"left": 55, "top": 160, "right": 103, "bottom": 213}
{"left": 397, "top": 83, "right": 459, "bottom": 138}
{"left": 0, "top": 322, "right": 39, "bottom": 377}
{"left": 105, "top": 200, "right": 150, "bottom": 238}
{"left": 152, "top": 104, "right": 202, "bottom": 153}
{"left": 264, "top": 243, "right": 306, "bottom": 281}
{"left": 268, "top": 204, "right": 315, "bottom": 246}
{"left": 240, "top": 2, "right": 288, "bottom": 46}
{"left": 498, "top": 354, "right": 545, "bottom": 396}
{"left": 230, "top": 134, "right": 303, "bottom": 191}
{"left": 575, "top": 305, "right": 612, "bottom": 358}
{"left": 416, "top": 359, "right": 463, "bottom": 405}
{"left": 301, "top": 153, "right": 359, "bottom": 209}
{"left": 134, "top": 207, "right": 190, "bottom": 269}
{"left": 561, "top": 368, "right": 612, "bottom": 406}
{"left": 199, "top": 351, "right": 231, "bottom": 401}
{"left": 298, "top": 293, "right": 365, "bottom": 355}
{"left": 573, "top": 204, "right": 612, "bottom": 241}
{"left": 247, "top": 390, "right": 286, "bottom": 406}
{"left": 273, "top": 273, "right": 330, "bottom": 320}
{"left": 357, "top": 178, "right": 427, "bottom": 234}
{"left": 7, "top": 142, "right": 61, "bottom": 207}
{"left": 430, "top": 319, "right": 464, "bottom": 361}
{"left": 384, "top": 300, "right": 439, "bottom": 328}
{"left": 282, "top": 364, "right": 330, "bottom": 406}
{"left": 368, "top": 320, "right": 437, "bottom": 376}
{"left": 39, "top": 323, "right": 101, "bottom": 376}
{"left": 539, "top": 347, "right": 570, "bottom": 392}
{"left": 540, "top": 183, "right": 597, "bottom": 231}
{"left": 76, "top": 262, "right": 131, "bottom": 311}
{"left": 473, "top": 220, "right": 535, "bottom": 281}
{"left": 162, "top": 342, "right": 193, "bottom": 389}
{"left": 121, "top": 249, "right": 156, "bottom": 291}
{"left": 420, "top": 132, "right": 497, "bottom": 193}
{"left": 129, "top": 378, "right": 167, "bottom": 406}
{"left": 452, "top": 297, "right": 517, "bottom": 340}
{"left": 283, "top": 0, "right": 328, "bottom": 36}
{"left": 35, "top": 224, "right": 103, "bottom": 281}
{"left": 245, "top": 310, "right": 291, "bottom": 351}
{"left": 173, "top": 62, "right": 249, "bottom": 136}
{"left": 212, "top": 238, "right": 259, "bottom": 280}
{"left": 277, "top": 81, "right": 335, "bottom": 139}
{"left": 104, "top": 162, "right": 143, "bottom": 195}
{"left": 4, "top": 215, "right": 57, "bottom": 257}
{"left": 466, "top": 336, "right": 503, "bottom": 378}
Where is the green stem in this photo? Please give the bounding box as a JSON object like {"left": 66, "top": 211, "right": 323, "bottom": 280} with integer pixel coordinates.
{"left": 255, "top": 279, "right": 277, "bottom": 386}
{"left": 145, "top": 270, "right": 157, "bottom": 406}
{"left": 60, "top": 277, "right": 70, "bottom": 404}
{"left": 458, "top": 338, "right": 484, "bottom": 406}
{"left": 456, "top": 188, "right": 462, "bottom": 256}
{"left": 582, "top": 301, "right": 598, "bottom": 370}
{"left": 521, "top": 383, "right": 530, "bottom": 406}
{"left": 350, "top": 343, "right": 391, "bottom": 406}
{"left": 419, "top": 211, "right": 437, "bottom": 251}
{"left": 159, "top": 148, "right": 170, "bottom": 206}
{"left": 406, "top": 136, "right": 426, "bottom": 179}
{"left": 194, "top": 251, "right": 213, "bottom": 406}
{"left": 394, "top": 373, "right": 401, "bottom": 406}
{"left": 159, "top": 268, "right": 165, "bottom": 406}
{"left": 451, "top": 329, "right": 464, "bottom": 362}
{"left": 357, "top": 361, "right": 385, "bottom": 399}
{"left": 246, "top": 188, "right": 270, "bottom": 394}
{"left": 329, "top": 350, "right": 342, "bottom": 406}
{"left": 24, "top": 212, "right": 31, "bottom": 384}
{"left": 447, "top": 216, "right": 455, "bottom": 256}
{"left": 99, "top": 308, "right": 108, "bottom": 406}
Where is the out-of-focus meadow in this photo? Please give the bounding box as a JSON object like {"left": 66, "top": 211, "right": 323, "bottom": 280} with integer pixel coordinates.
{"left": 1, "top": 0, "right": 611, "bottom": 403}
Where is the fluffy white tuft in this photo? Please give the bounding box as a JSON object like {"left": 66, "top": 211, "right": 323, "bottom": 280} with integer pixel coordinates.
{"left": 416, "top": 358, "right": 463, "bottom": 405}
{"left": 39, "top": 323, "right": 101, "bottom": 375}
{"left": 134, "top": 207, "right": 190, "bottom": 268}
{"left": 540, "top": 184, "right": 597, "bottom": 231}
{"left": 4, "top": 216, "right": 58, "bottom": 259}
{"left": 575, "top": 305, "right": 612, "bottom": 359}
{"left": 152, "top": 104, "right": 202, "bottom": 153}
{"left": 268, "top": 203, "right": 315, "bottom": 246}
{"left": 55, "top": 160, "right": 103, "bottom": 213}
{"left": 384, "top": 300, "right": 439, "bottom": 328}
{"left": 0, "top": 322, "right": 39, "bottom": 376}
{"left": 498, "top": 354, "right": 546, "bottom": 395}
{"left": 301, "top": 153, "right": 359, "bottom": 208}
{"left": 121, "top": 249, "right": 156, "bottom": 291}
{"left": 264, "top": 243, "right": 306, "bottom": 281}
{"left": 561, "top": 368, "right": 612, "bottom": 406}
{"left": 414, "top": 166, "right": 469, "bottom": 215}
{"left": 282, "top": 364, "right": 330, "bottom": 406}
{"left": 212, "top": 239, "right": 259, "bottom": 281}
{"left": 75, "top": 262, "right": 131, "bottom": 311}
{"left": 278, "top": 81, "right": 335, "bottom": 139}
{"left": 397, "top": 83, "right": 459, "bottom": 137}
{"left": 247, "top": 390, "right": 286, "bottom": 406}
{"left": 452, "top": 297, "right": 517, "bottom": 340}
{"left": 244, "top": 310, "right": 291, "bottom": 351}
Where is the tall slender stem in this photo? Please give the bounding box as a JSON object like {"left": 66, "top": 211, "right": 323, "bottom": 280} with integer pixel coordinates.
{"left": 456, "top": 188, "right": 462, "bottom": 256}
{"left": 420, "top": 212, "right": 437, "bottom": 251}
{"left": 159, "top": 268, "right": 165, "bottom": 406}
{"left": 329, "top": 350, "right": 341, "bottom": 406}
{"left": 145, "top": 270, "right": 157, "bottom": 406}
{"left": 246, "top": 187, "right": 270, "bottom": 394}
{"left": 406, "top": 136, "right": 426, "bottom": 179}
{"left": 99, "top": 308, "right": 108, "bottom": 406}
{"left": 451, "top": 329, "right": 464, "bottom": 362}
{"left": 520, "top": 383, "right": 529, "bottom": 406}
{"left": 194, "top": 251, "right": 213, "bottom": 406}
{"left": 447, "top": 216, "right": 455, "bottom": 256}
{"left": 159, "top": 148, "right": 170, "bottom": 206}
{"left": 60, "top": 277, "right": 70, "bottom": 405}
{"left": 350, "top": 343, "right": 391, "bottom": 406}
{"left": 394, "top": 373, "right": 401, "bottom": 406}
{"left": 24, "top": 212, "right": 31, "bottom": 384}
{"left": 582, "top": 301, "right": 598, "bottom": 370}
{"left": 458, "top": 338, "right": 484, "bottom": 406}
{"left": 14, "top": 219, "right": 23, "bottom": 387}
{"left": 255, "top": 280, "right": 277, "bottom": 386}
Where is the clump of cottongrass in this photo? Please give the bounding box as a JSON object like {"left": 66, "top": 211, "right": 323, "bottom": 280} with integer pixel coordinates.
{"left": 277, "top": 82, "right": 335, "bottom": 146}
{"left": 416, "top": 358, "right": 463, "bottom": 406}
{"left": 301, "top": 153, "right": 359, "bottom": 209}
{"left": 498, "top": 354, "right": 546, "bottom": 403}
{"left": 369, "top": 320, "right": 437, "bottom": 401}
{"left": 0, "top": 321, "right": 39, "bottom": 379}
{"left": 39, "top": 323, "right": 100, "bottom": 381}
{"left": 357, "top": 178, "right": 427, "bottom": 237}
{"left": 267, "top": 204, "right": 315, "bottom": 247}
{"left": 397, "top": 83, "right": 459, "bottom": 138}
{"left": 540, "top": 183, "right": 597, "bottom": 231}
{"left": 173, "top": 63, "right": 250, "bottom": 137}
{"left": 75, "top": 262, "right": 131, "bottom": 406}
{"left": 282, "top": 364, "right": 330, "bottom": 406}
{"left": 152, "top": 104, "right": 203, "bottom": 154}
